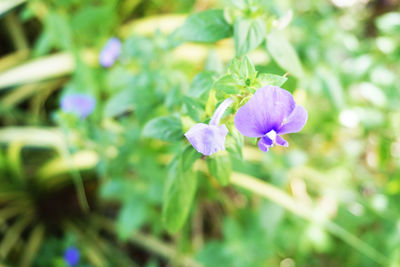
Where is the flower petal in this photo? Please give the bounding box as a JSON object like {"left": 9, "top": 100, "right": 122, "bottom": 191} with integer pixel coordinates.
{"left": 277, "top": 104, "right": 308, "bottom": 134}
{"left": 276, "top": 135, "right": 289, "bottom": 147}
{"left": 209, "top": 98, "right": 233, "bottom": 126}
{"left": 99, "top": 37, "right": 121, "bottom": 68}
{"left": 184, "top": 123, "right": 228, "bottom": 156}
{"left": 64, "top": 247, "right": 80, "bottom": 266}
{"left": 60, "top": 94, "right": 96, "bottom": 118}
{"left": 257, "top": 136, "right": 273, "bottom": 152}
{"left": 234, "top": 86, "right": 296, "bottom": 137}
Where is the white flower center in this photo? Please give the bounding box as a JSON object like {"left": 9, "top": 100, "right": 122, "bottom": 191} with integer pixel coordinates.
{"left": 266, "top": 130, "right": 277, "bottom": 144}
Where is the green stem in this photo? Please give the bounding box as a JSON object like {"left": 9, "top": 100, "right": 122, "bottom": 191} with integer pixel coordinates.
{"left": 59, "top": 128, "right": 89, "bottom": 212}
{"left": 4, "top": 12, "right": 29, "bottom": 51}
{"left": 60, "top": 147, "right": 89, "bottom": 212}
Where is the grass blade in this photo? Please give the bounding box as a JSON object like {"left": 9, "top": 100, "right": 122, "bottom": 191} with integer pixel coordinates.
{"left": 0, "top": 53, "right": 74, "bottom": 89}
{"left": 18, "top": 224, "right": 45, "bottom": 267}
{"left": 0, "top": 0, "right": 26, "bottom": 17}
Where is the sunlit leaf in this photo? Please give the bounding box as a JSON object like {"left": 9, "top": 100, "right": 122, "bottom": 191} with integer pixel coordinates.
{"left": 162, "top": 146, "right": 200, "bottom": 233}
{"left": 143, "top": 116, "right": 183, "bottom": 142}
{"left": 179, "top": 10, "right": 232, "bottom": 43}
{"left": 234, "top": 17, "right": 266, "bottom": 56}
{"left": 207, "top": 153, "right": 232, "bottom": 186}
{"left": 266, "top": 31, "right": 303, "bottom": 78}
{"left": 257, "top": 73, "right": 287, "bottom": 87}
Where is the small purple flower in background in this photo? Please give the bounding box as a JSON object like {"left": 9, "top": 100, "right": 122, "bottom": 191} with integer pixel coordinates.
{"left": 99, "top": 37, "right": 121, "bottom": 68}
{"left": 64, "top": 247, "right": 80, "bottom": 267}
{"left": 185, "top": 98, "right": 233, "bottom": 156}
{"left": 234, "top": 86, "right": 307, "bottom": 152}
{"left": 60, "top": 93, "right": 96, "bottom": 119}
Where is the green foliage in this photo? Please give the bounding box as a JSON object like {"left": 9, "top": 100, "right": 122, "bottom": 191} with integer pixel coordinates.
{"left": 214, "top": 74, "right": 241, "bottom": 95}
{"left": 207, "top": 153, "right": 232, "bottom": 186}
{"left": 266, "top": 31, "right": 304, "bottom": 78}
{"left": 257, "top": 73, "right": 287, "bottom": 87}
{"left": 162, "top": 146, "right": 200, "bottom": 233}
{"left": 117, "top": 198, "right": 146, "bottom": 240}
{"left": 188, "top": 71, "right": 216, "bottom": 99}
{"left": 178, "top": 9, "right": 233, "bottom": 43}
{"left": 234, "top": 17, "right": 266, "bottom": 56}
{"left": 143, "top": 116, "right": 183, "bottom": 142}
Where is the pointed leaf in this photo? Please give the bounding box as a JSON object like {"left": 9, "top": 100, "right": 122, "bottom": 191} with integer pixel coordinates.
{"left": 162, "top": 147, "right": 200, "bottom": 233}
{"left": 234, "top": 17, "right": 266, "bottom": 56}
{"left": 207, "top": 154, "right": 232, "bottom": 186}
{"left": 179, "top": 10, "right": 232, "bottom": 43}
{"left": 257, "top": 73, "right": 287, "bottom": 87}
{"left": 143, "top": 116, "right": 183, "bottom": 142}
{"left": 266, "top": 31, "right": 303, "bottom": 78}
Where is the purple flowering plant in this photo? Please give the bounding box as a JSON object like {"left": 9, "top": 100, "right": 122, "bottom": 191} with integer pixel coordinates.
{"left": 183, "top": 56, "right": 307, "bottom": 156}
{"left": 185, "top": 98, "right": 233, "bottom": 156}
{"left": 152, "top": 54, "right": 308, "bottom": 233}
{"left": 234, "top": 86, "right": 307, "bottom": 152}
{"left": 99, "top": 37, "right": 122, "bottom": 68}
{"left": 60, "top": 93, "right": 96, "bottom": 119}
{"left": 51, "top": 1, "right": 307, "bottom": 239}
{"left": 64, "top": 246, "right": 80, "bottom": 267}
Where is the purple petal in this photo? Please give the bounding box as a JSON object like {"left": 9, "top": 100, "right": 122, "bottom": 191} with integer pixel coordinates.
{"left": 64, "top": 247, "right": 80, "bottom": 266}
{"left": 60, "top": 93, "right": 96, "bottom": 118}
{"left": 99, "top": 53, "right": 115, "bottom": 68}
{"left": 276, "top": 135, "right": 289, "bottom": 147}
{"left": 99, "top": 37, "right": 121, "bottom": 68}
{"left": 209, "top": 98, "right": 233, "bottom": 126}
{"left": 185, "top": 123, "right": 228, "bottom": 156}
{"left": 257, "top": 136, "right": 273, "bottom": 152}
{"left": 234, "top": 86, "right": 296, "bottom": 137}
{"left": 277, "top": 105, "right": 308, "bottom": 134}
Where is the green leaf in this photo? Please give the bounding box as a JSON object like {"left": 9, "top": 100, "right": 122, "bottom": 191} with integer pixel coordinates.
{"left": 214, "top": 75, "right": 241, "bottom": 97}
{"left": 71, "top": 5, "right": 115, "bottom": 44}
{"left": 45, "top": 12, "right": 73, "bottom": 50}
{"left": 104, "top": 88, "right": 134, "bottom": 118}
{"left": 240, "top": 56, "right": 257, "bottom": 80}
{"left": 179, "top": 10, "right": 233, "bottom": 43}
{"left": 207, "top": 154, "right": 232, "bottom": 186}
{"left": 162, "top": 147, "right": 200, "bottom": 233}
{"left": 100, "top": 180, "right": 131, "bottom": 201}
{"left": 117, "top": 198, "right": 146, "bottom": 240}
{"left": 225, "top": 128, "right": 244, "bottom": 161}
{"left": 143, "top": 116, "right": 183, "bottom": 142}
{"left": 318, "top": 67, "right": 345, "bottom": 110}
{"left": 229, "top": 57, "right": 257, "bottom": 83}
{"left": 183, "top": 96, "right": 203, "bottom": 121}
{"left": 257, "top": 73, "right": 287, "bottom": 87}
{"left": 266, "top": 31, "right": 304, "bottom": 78}
{"left": 234, "top": 17, "right": 266, "bottom": 56}
{"left": 188, "top": 71, "right": 216, "bottom": 99}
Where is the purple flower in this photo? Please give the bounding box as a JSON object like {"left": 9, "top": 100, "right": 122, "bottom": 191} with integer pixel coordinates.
{"left": 64, "top": 247, "right": 80, "bottom": 266}
{"left": 99, "top": 37, "right": 121, "bottom": 68}
{"left": 234, "top": 86, "right": 307, "bottom": 152}
{"left": 185, "top": 98, "right": 233, "bottom": 156}
{"left": 60, "top": 93, "right": 96, "bottom": 119}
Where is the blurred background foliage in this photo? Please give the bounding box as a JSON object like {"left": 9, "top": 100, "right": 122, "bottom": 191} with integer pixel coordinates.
{"left": 1, "top": 0, "right": 400, "bottom": 266}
